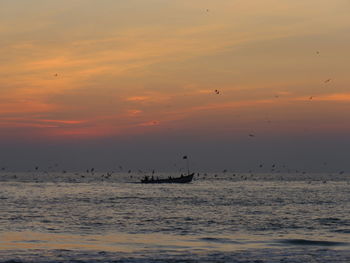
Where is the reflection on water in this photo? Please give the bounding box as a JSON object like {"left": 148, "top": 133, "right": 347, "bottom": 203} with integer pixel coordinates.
{"left": 0, "top": 172, "right": 349, "bottom": 262}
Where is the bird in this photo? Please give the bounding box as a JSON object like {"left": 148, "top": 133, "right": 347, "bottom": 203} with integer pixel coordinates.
{"left": 54, "top": 73, "right": 58, "bottom": 77}
{"left": 309, "top": 96, "right": 313, "bottom": 100}
{"left": 214, "top": 89, "right": 220, "bottom": 95}
{"left": 316, "top": 51, "right": 320, "bottom": 55}
{"left": 324, "top": 79, "right": 331, "bottom": 83}
{"left": 259, "top": 164, "right": 263, "bottom": 168}
{"left": 249, "top": 134, "right": 255, "bottom": 137}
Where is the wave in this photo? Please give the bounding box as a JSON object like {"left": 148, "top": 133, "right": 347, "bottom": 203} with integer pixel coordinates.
{"left": 278, "top": 238, "right": 347, "bottom": 246}
{"left": 199, "top": 237, "right": 240, "bottom": 244}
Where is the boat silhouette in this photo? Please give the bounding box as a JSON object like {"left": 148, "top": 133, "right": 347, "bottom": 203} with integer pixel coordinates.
{"left": 141, "top": 173, "right": 194, "bottom": 184}
{"left": 141, "top": 155, "right": 194, "bottom": 184}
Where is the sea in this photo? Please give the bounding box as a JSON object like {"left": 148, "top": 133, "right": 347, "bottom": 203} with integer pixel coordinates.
{"left": 0, "top": 171, "right": 349, "bottom": 262}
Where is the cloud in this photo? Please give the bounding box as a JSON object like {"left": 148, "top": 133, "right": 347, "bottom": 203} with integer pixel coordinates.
{"left": 315, "top": 93, "right": 350, "bottom": 102}
{"left": 138, "top": 121, "right": 160, "bottom": 127}
{"left": 294, "top": 93, "right": 350, "bottom": 102}
{"left": 126, "top": 96, "right": 150, "bottom": 102}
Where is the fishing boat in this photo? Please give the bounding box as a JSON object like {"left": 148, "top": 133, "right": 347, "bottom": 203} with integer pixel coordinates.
{"left": 141, "top": 173, "right": 194, "bottom": 184}
{"left": 140, "top": 155, "right": 194, "bottom": 184}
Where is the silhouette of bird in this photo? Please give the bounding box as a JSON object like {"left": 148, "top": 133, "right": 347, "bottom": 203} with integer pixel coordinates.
{"left": 249, "top": 134, "right": 255, "bottom": 137}
{"left": 259, "top": 164, "right": 263, "bottom": 168}
{"left": 214, "top": 89, "right": 220, "bottom": 95}
{"left": 35, "top": 166, "right": 39, "bottom": 170}
{"left": 324, "top": 79, "right": 331, "bottom": 83}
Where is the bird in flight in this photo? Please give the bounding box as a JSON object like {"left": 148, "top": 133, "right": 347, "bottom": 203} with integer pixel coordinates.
{"left": 324, "top": 79, "right": 331, "bottom": 83}
{"left": 249, "top": 134, "right": 255, "bottom": 137}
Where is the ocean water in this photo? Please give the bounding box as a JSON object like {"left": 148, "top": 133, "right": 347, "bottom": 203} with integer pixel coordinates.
{"left": 0, "top": 172, "right": 349, "bottom": 262}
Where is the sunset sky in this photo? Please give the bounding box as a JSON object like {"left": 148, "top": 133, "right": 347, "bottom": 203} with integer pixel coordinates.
{"left": 1, "top": 0, "right": 350, "bottom": 171}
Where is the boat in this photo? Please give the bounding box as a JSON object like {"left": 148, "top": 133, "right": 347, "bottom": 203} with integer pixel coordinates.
{"left": 141, "top": 173, "right": 194, "bottom": 184}
{"left": 141, "top": 155, "right": 194, "bottom": 184}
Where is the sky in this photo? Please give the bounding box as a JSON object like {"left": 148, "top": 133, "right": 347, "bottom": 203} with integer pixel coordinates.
{"left": 0, "top": 0, "right": 350, "bottom": 172}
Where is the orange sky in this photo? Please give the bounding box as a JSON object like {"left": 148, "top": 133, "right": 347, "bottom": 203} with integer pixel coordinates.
{"left": 1, "top": 0, "right": 350, "bottom": 141}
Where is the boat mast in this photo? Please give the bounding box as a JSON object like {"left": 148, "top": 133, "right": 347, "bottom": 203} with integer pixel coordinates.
{"left": 183, "top": 155, "right": 190, "bottom": 175}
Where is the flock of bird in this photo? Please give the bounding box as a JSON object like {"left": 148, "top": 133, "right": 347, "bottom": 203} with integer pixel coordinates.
{"left": 11, "top": 19, "right": 338, "bottom": 183}
{"left": 0, "top": 161, "right": 346, "bottom": 184}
